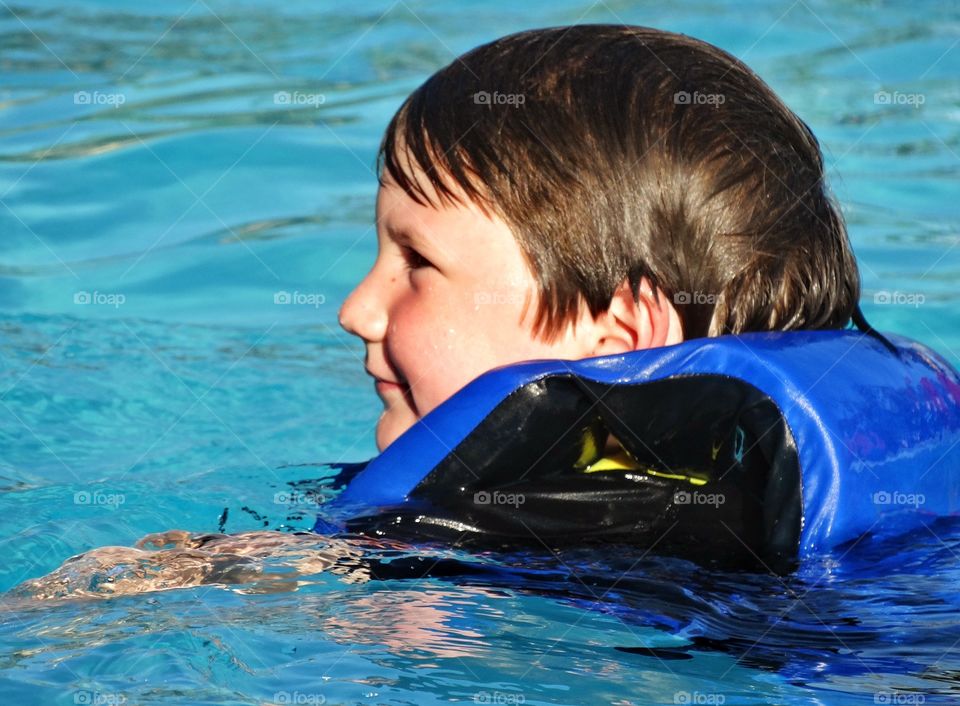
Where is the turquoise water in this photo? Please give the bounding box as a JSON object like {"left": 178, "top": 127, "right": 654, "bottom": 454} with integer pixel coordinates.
{"left": 2, "top": 1, "right": 959, "bottom": 704}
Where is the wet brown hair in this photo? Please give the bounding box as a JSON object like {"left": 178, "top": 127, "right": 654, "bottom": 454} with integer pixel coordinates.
{"left": 377, "top": 24, "right": 860, "bottom": 342}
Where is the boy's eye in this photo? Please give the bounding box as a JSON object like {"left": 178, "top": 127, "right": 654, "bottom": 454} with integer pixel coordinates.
{"left": 401, "top": 246, "right": 433, "bottom": 271}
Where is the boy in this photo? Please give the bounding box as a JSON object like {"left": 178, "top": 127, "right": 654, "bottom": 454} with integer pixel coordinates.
{"left": 20, "top": 24, "right": 862, "bottom": 597}
{"left": 339, "top": 24, "right": 860, "bottom": 453}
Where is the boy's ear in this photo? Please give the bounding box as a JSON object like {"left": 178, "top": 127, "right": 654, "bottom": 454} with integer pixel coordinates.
{"left": 589, "top": 277, "right": 684, "bottom": 356}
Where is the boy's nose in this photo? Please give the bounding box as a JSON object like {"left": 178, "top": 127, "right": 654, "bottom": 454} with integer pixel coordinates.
{"left": 338, "top": 276, "right": 388, "bottom": 343}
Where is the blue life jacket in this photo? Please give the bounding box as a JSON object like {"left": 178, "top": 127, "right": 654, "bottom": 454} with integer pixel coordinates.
{"left": 315, "top": 330, "right": 960, "bottom": 564}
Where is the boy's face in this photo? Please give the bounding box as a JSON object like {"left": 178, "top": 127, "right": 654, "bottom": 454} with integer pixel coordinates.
{"left": 339, "top": 169, "right": 596, "bottom": 452}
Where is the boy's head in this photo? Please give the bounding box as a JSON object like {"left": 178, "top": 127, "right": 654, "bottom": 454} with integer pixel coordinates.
{"left": 339, "top": 24, "right": 860, "bottom": 451}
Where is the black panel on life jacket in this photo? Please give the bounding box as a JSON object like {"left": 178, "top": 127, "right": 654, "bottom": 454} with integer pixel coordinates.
{"left": 345, "top": 374, "right": 801, "bottom": 569}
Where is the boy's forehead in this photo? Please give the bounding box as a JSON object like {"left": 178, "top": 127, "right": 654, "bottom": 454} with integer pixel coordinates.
{"left": 378, "top": 159, "right": 471, "bottom": 211}
{"left": 376, "top": 179, "right": 437, "bottom": 241}
{"left": 375, "top": 175, "right": 530, "bottom": 278}
{"left": 375, "top": 182, "right": 457, "bottom": 259}
{"left": 378, "top": 134, "right": 495, "bottom": 216}
{"left": 377, "top": 170, "right": 494, "bottom": 239}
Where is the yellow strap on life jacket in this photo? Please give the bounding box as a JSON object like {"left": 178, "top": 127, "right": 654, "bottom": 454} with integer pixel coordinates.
{"left": 580, "top": 442, "right": 709, "bottom": 486}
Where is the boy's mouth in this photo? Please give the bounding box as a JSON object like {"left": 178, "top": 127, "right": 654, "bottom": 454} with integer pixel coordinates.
{"left": 366, "top": 367, "right": 411, "bottom": 397}
{"left": 374, "top": 379, "right": 405, "bottom": 394}
{"left": 376, "top": 377, "right": 418, "bottom": 417}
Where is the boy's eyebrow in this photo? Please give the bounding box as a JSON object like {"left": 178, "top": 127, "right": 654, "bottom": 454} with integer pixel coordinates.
{"left": 385, "top": 223, "right": 429, "bottom": 249}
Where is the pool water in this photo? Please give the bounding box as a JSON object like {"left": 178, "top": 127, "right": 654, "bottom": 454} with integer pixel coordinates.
{"left": 1, "top": 1, "right": 959, "bottom": 704}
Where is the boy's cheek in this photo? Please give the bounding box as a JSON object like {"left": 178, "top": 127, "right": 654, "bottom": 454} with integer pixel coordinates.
{"left": 389, "top": 293, "right": 528, "bottom": 415}
{"left": 404, "top": 345, "right": 487, "bottom": 418}
{"left": 407, "top": 358, "right": 464, "bottom": 416}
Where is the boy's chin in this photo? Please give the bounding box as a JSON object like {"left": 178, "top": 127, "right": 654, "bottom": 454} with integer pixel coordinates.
{"left": 375, "top": 407, "right": 419, "bottom": 453}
